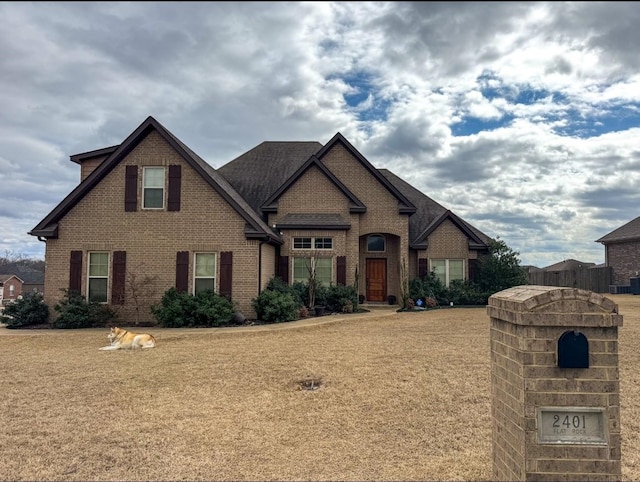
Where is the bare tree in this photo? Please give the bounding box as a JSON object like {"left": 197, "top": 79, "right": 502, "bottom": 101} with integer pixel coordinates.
{"left": 125, "top": 267, "right": 159, "bottom": 325}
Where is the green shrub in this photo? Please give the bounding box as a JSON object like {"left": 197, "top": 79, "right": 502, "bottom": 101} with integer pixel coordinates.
{"left": 54, "top": 289, "right": 117, "bottom": 329}
{"left": 1, "top": 292, "right": 49, "bottom": 328}
{"left": 150, "top": 288, "right": 235, "bottom": 328}
{"left": 252, "top": 289, "right": 299, "bottom": 323}
{"left": 325, "top": 284, "right": 358, "bottom": 313}
{"left": 445, "top": 280, "right": 490, "bottom": 306}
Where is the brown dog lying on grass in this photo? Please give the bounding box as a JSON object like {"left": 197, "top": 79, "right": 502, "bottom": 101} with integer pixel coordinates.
{"left": 99, "top": 326, "right": 157, "bottom": 351}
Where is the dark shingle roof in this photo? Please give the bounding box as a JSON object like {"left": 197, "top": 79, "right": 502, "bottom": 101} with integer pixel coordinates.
{"left": 596, "top": 216, "right": 640, "bottom": 244}
{"left": 378, "top": 169, "right": 491, "bottom": 248}
{"left": 217, "top": 141, "right": 323, "bottom": 213}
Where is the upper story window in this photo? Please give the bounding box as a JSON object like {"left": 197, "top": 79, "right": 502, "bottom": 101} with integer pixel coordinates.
{"left": 143, "top": 167, "right": 165, "bottom": 209}
{"left": 367, "top": 234, "right": 386, "bottom": 252}
{"left": 194, "top": 252, "right": 216, "bottom": 295}
{"left": 293, "top": 237, "right": 333, "bottom": 250}
{"left": 88, "top": 252, "right": 109, "bottom": 303}
{"left": 430, "top": 259, "right": 464, "bottom": 287}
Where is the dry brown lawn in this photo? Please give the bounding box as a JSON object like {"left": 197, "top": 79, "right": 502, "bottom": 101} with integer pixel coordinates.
{"left": 1, "top": 294, "right": 639, "bottom": 481}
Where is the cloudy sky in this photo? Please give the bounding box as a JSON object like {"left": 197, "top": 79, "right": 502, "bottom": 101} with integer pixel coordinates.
{"left": 2, "top": 1, "right": 639, "bottom": 268}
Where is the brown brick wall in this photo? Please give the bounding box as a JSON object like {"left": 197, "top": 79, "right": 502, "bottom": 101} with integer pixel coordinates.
{"left": 44, "top": 131, "right": 262, "bottom": 322}
{"left": 606, "top": 241, "right": 640, "bottom": 285}
{"left": 418, "top": 219, "right": 478, "bottom": 280}
{"left": 321, "top": 144, "right": 409, "bottom": 299}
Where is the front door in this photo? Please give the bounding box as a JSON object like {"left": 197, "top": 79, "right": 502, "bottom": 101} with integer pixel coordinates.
{"left": 366, "top": 258, "right": 387, "bottom": 302}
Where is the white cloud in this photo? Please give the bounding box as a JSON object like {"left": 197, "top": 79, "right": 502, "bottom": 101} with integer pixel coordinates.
{"left": 1, "top": 1, "right": 639, "bottom": 267}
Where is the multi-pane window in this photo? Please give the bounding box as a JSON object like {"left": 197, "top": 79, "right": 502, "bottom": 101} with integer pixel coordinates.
{"left": 88, "top": 252, "right": 109, "bottom": 303}
{"left": 194, "top": 253, "right": 216, "bottom": 295}
{"left": 293, "top": 237, "right": 333, "bottom": 250}
{"left": 293, "top": 257, "right": 332, "bottom": 285}
{"left": 431, "top": 259, "right": 464, "bottom": 287}
{"left": 143, "top": 167, "right": 165, "bottom": 209}
{"left": 367, "top": 234, "right": 385, "bottom": 252}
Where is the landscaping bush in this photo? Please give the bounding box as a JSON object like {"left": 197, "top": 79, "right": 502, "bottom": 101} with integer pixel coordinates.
{"left": 54, "top": 289, "right": 117, "bottom": 329}
{"left": 445, "top": 280, "right": 491, "bottom": 306}
{"left": 252, "top": 289, "right": 299, "bottom": 323}
{"left": 1, "top": 292, "right": 49, "bottom": 328}
{"left": 324, "top": 284, "right": 358, "bottom": 313}
{"left": 150, "top": 288, "right": 235, "bottom": 327}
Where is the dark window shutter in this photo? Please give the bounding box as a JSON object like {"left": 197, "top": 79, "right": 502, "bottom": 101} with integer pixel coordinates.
{"left": 125, "top": 165, "right": 138, "bottom": 212}
{"left": 176, "top": 251, "right": 189, "bottom": 292}
{"left": 418, "top": 258, "right": 428, "bottom": 279}
{"left": 112, "top": 251, "right": 126, "bottom": 305}
{"left": 219, "top": 251, "right": 233, "bottom": 299}
{"left": 168, "top": 164, "right": 181, "bottom": 212}
{"left": 337, "top": 256, "right": 346, "bottom": 285}
{"left": 468, "top": 258, "right": 479, "bottom": 283}
{"left": 278, "top": 256, "right": 289, "bottom": 283}
{"left": 69, "top": 250, "right": 83, "bottom": 294}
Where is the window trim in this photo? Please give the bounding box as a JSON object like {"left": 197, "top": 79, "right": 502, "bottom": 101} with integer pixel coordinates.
{"left": 430, "top": 258, "right": 465, "bottom": 287}
{"left": 292, "top": 256, "right": 333, "bottom": 285}
{"left": 193, "top": 252, "right": 217, "bottom": 295}
{"left": 142, "top": 166, "right": 165, "bottom": 210}
{"left": 88, "top": 251, "right": 109, "bottom": 303}
{"left": 293, "top": 237, "right": 333, "bottom": 250}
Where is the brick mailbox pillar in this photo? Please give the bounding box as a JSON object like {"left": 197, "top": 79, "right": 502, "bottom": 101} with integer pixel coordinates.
{"left": 487, "top": 285, "right": 622, "bottom": 481}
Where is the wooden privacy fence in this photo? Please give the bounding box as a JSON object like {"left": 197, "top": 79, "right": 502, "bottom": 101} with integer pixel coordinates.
{"left": 527, "top": 266, "right": 612, "bottom": 294}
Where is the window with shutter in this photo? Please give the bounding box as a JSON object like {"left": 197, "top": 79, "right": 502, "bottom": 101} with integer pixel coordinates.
{"left": 168, "top": 165, "right": 181, "bottom": 211}
{"left": 125, "top": 166, "right": 138, "bottom": 212}
{"left": 176, "top": 251, "right": 189, "bottom": 292}
{"left": 69, "top": 250, "right": 83, "bottom": 294}
{"left": 219, "top": 252, "right": 232, "bottom": 299}
{"left": 112, "top": 251, "right": 126, "bottom": 305}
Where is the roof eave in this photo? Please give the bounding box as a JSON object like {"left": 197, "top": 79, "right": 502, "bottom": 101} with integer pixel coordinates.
{"left": 28, "top": 224, "right": 59, "bottom": 239}
{"left": 276, "top": 223, "right": 351, "bottom": 230}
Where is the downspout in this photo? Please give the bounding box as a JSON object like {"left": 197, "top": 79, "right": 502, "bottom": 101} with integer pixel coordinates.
{"left": 258, "top": 240, "right": 264, "bottom": 295}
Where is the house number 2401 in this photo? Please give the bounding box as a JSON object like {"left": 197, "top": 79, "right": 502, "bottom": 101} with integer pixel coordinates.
{"left": 553, "top": 414, "right": 586, "bottom": 429}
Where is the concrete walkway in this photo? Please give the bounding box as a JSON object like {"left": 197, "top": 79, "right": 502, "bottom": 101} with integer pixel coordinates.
{"left": 0, "top": 306, "right": 400, "bottom": 336}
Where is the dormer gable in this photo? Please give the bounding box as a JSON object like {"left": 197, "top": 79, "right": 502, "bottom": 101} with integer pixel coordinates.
{"left": 316, "top": 132, "right": 416, "bottom": 215}
{"left": 29, "top": 116, "right": 281, "bottom": 245}
{"left": 260, "top": 155, "right": 366, "bottom": 213}
{"left": 412, "top": 210, "right": 486, "bottom": 249}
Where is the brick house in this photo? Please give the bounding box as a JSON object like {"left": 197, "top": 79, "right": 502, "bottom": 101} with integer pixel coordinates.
{"left": 596, "top": 216, "right": 640, "bottom": 286}
{"left": 29, "top": 116, "right": 492, "bottom": 322}
{"left": 0, "top": 274, "right": 24, "bottom": 305}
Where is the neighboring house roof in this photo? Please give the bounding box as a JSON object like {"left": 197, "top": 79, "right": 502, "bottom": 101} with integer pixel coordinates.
{"left": 0, "top": 274, "right": 24, "bottom": 284}
{"left": 29, "top": 116, "right": 282, "bottom": 244}
{"left": 542, "top": 259, "right": 596, "bottom": 271}
{"left": 0, "top": 263, "right": 44, "bottom": 284}
{"left": 596, "top": 216, "right": 640, "bottom": 244}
